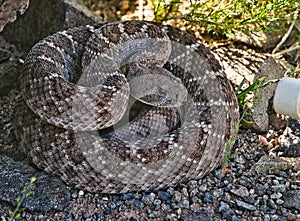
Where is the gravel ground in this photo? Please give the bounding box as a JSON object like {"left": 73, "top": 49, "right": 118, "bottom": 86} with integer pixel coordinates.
{"left": 0, "top": 90, "right": 299, "bottom": 220}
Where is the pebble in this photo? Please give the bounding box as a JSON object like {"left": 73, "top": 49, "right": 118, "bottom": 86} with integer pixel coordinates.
{"left": 121, "top": 193, "right": 134, "bottom": 201}
{"left": 219, "top": 201, "right": 234, "bottom": 219}
{"left": 178, "top": 198, "right": 189, "bottom": 209}
{"left": 235, "top": 199, "right": 256, "bottom": 211}
{"left": 153, "top": 199, "right": 161, "bottom": 210}
{"left": 171, "top": 191, "right": 182, "bottom": 203}
{"left": 158, "top": 191, "right": 171, "bottom": 201}
{"left": 268, "top": 199, "right": 277, "bottom": 209}
{"left": 255, "top": 183, "right": 267, "bottom": 196}
{"left": 198, "top": 183, "right": 208, "bottom": 192}
{"left": 270, "top": 192, "right": 282, "bottom": 199}
{"left": 203, "top": 194, "right": 216, "bottom": 203}
{"left": 142, "top": 194, "right": 154, "bottom": 205}
{"left": 276, "top": 199, "right": 284, "bottom": 205}
{"left": 129, "top": 199, "right": 144, "bottom": 208}
{"left": 271, "top": 185, "right": 286, "bottom": 192}
{"left": 182, "top": 187, "right": 188, "bottom": 197}
{"left": 230, "top": 185, "right": 249, "bottom": 198}
{"left": 1, "top": 112, "right": 299, "bottom": 221}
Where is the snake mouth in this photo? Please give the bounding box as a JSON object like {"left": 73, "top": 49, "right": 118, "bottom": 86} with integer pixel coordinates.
{"left": 124, "top": 63, "right": 188, "bottom": 108}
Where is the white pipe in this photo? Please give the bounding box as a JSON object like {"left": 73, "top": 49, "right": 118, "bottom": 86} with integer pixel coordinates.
{"left": 273, "top": 77, "right": 300, "bottom": 119}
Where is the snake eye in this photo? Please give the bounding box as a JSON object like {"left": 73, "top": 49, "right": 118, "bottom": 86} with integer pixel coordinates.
{"left": 158, "top": 87, "right": 166, "bottom": 96}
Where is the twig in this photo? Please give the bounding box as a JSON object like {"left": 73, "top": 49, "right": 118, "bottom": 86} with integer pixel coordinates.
{"left": 272, "top": 10, "right": 299, "bottom": 54}
{"left": 274, "top": 42, "right": 300, "bottom": 57}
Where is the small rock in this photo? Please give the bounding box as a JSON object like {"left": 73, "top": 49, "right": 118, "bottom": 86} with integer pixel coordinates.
{"left": 218, "top": 201, "right": 234, "bottom": 219}
{"left": 230, "top": 185, "right": 249, "bottom": 198}
{"left": 276, "top": 199, "right": 284, "bottom": 205}
{"left": 268, "top": 199, "right": 277, "bottom": 209}
{"left": 141, "top": 194, "right": 154, "bottom": 205}
{"left": 198, "top": 183, "right": 208, "bottom": 192}
{"left": 203, "top": 194, "right": 216, "bottom": 203}
{"left": 271, "top": 185, "right": 286, "bottom": 192}
{"left": 235, "top": 155, "right": 245, "bottom": 164}
{"left": 153, "top": 199, "right": 161, "bottom": 210}
{"left": 165, "top": 214, "right": 177, "bottom": 220}
{"left": 190, "top": 203, "right": 201, "bottom": 212}
{"left": 171, "top": 191, "right": 182, "bottom": 203}
{"left": 149, "top": 211, "right": 158, "bottom": 218}
{"left": 251, "top": 155, "right": 300, "bottom": 175}
{"left": 83, "top": 213, "right": 90, "bottom": 218}
{"left": 235, "top": 199, "right": 256, "bottom": 211}
{"left": 178, "top": 198, "right": 189, "bottom": 209}
{"left": 270, "top": 192, "right": 282, "bottom": 199}
{"left": 71, "top": 192, "right": 78, "bottom": 199}
{"left": 78, "top": 190, "right": 84, "bottom": 196}
{"left": 264, "top": 214, "right": 270, "bottom": 221}
{"left": 158, "top": 191, "right": 171, "bottom": 201}
{"left": 122, "top": 193, "right": 134, "bottom": 201}
{"left": 129, "top": 199, "right": 144, "bottom": 208}
{"left": 182, "top": 187, "right": 189, "bottom": 197}
{"left": 95, "top": 212, "right": 103, "bottom": 219}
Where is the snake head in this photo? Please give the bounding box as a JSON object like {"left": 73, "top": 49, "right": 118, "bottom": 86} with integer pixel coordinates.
{"left": 127, "top": 64, "right": 188, "bottom": 107}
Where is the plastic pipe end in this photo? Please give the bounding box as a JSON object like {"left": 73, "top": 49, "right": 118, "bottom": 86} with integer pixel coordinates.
{"left": 274, "top": 77, "right": 300, "bottom": 119}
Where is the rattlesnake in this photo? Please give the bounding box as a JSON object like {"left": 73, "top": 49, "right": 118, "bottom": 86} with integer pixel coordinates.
{"left": 15, "top": 20, "right": 239, "bottom": 193}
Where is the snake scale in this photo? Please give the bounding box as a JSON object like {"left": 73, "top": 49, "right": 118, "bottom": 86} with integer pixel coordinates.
{"left": 15, "top": 20, "right": 239, "bottom": 193}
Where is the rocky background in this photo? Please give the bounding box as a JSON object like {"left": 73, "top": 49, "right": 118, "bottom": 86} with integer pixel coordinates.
{"left": 0, "top": 0, "right": 299, "bottom": 220}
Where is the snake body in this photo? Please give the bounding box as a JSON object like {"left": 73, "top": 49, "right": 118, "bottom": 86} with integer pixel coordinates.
{"left": 16, "top": 20, "right": 239, "bottom": 193}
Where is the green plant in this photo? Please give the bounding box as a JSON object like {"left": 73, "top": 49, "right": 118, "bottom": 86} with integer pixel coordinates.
{"left": 222, "top": 77, "right": 278, "bottom": 164}
{"left": 235, "top": 76, "right": 278, "bottom": 118}
{"left": 222, "top": 120, "right": 240, "bottom": 164}
{"left": 153, "top": 0, "right": 299, "bottom": 36}
{"left": 1, "top": 177, "right": 36, "bottom": 221}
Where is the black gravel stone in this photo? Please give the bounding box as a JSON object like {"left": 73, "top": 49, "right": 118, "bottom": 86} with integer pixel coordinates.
{"left": 219, "top": 202, "right": 234, "bottom": 219}
{"left": 141, "top": 195, "right": 153, "bottom": 205}
{"left": 121, "top": 193, "right": 134, "bottom": 201}
{"left": 203, "top": 194, "right": 216, "bottom": 203}
{"left": 158, "top": 191, "right": 171, "bottom": 201}
{"left": 255, "top": 183, "right": 266, "bottom": 196}
{"left": 129, "top": 199, "right": 144, "bottom": 208}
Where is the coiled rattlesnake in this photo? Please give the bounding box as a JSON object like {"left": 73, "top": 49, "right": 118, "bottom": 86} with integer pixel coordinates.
{"left": 15, "top": 20, "right": 239, "bottom": 193}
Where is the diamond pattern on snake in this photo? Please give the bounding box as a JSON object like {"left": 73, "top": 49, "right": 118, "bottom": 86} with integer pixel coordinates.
{"left": 15, "top": 20, "right": 239, "bottom": 193}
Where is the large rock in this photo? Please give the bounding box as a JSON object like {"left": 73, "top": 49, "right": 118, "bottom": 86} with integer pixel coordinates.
{"left": 0, "top": 156, "right": 70, "bottom": 212}
{"left": 1, "top": 0, "right": 100, "bottom": 53}
{"left": 249, "top": 57, "right": 286, "bottom": 132}
{"left": 0, "top": 0, "right": 29, "bottom": 32}
{"left": 251, "top": 155, "right": 300, "bottom": 175}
